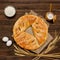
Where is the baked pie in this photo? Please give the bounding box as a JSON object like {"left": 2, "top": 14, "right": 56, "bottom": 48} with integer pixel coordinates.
{"left": 13, "top": 15, "right": 48, "bottom": 50}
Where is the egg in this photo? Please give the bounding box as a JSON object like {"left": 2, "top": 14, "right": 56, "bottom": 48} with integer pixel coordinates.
{"left": 6, "top": 40, "right": 12, "bottom": 46}
{"left": 46, "top": 12, "right": 54, "bottom": 20}
{"left": 4, "top": 6, "right": 16, "bottom": 17}
{"left": 47, "top": 12, "right": 54, "bottom": 20}
{"left": 45, "top": 12, "right": 56, "bottom": 23}
{"left": 2, "top": 36, "right": 9, "bottom": 42}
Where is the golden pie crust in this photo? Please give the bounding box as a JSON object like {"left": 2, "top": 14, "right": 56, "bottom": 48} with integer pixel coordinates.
{"left": 13, "top": 15, "right": 48, "bottom": 50}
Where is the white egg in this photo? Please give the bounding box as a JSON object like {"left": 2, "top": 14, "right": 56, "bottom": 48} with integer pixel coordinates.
{"left": 4, "top": 6, "right": 16, "bottom": 17}
{"left": 47, "top": 13, "right": 54, "bottom": 20}
{"left": 2, "top": 36, "right": 9, "bottom": 42}
{"left": 6, "top": 40, "right": 12, "bottom": 46}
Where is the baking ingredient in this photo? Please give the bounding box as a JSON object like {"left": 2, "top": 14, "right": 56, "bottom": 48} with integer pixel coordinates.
{"left": 6, "top": 40, "right": 12, "bottom": 46}
{"left": 47, "top": 12, "right": 54, "bottom": 20}
{"left": 4, "top": 6, "right": 16, "bottom": 17}
{"left": 2, "top": 36, "right": 9, "bottom": 42}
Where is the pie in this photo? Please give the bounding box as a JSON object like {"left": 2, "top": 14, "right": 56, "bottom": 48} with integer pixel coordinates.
{"left": 13, "top": 15, "right": 48, "bottom": 50}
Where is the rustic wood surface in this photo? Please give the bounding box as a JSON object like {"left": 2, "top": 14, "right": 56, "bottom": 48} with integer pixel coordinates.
{"left": 0, "top": 0, "right": 60, "bottom": 60}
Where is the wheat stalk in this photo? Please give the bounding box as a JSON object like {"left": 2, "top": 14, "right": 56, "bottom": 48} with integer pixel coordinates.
{"left": 32, "top": 31, "right": 59, "bottom": 60}
{"left": 14, "top": 50, "right": 60, "bottom": 58}
{"left": 14, "top": 31, "right": 60, "bottom": 59}
{"left": 14, "top": 43, "right": 60, "bottom": 57}
{"left": 13, "top": 44, "right": 29, "bottom": 55}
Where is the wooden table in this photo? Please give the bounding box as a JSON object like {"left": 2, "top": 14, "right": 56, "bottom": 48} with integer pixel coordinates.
{"left": 0, "top": 0, "right": 60, "bottom": 60}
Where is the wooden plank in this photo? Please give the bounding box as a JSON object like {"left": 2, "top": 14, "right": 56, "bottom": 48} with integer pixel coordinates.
{"left": 0, "top": 0, "right": 60, "bottom": 3}
{"left": 0, "top": 9, "right": 60, "bottom": 14}
{"left": 0, "top": 3, "right": 60, "bottom": 10}
{"left": 0, "top": 50, "right": 14, "bottom": 56}
{"left": 0, "top": 56, "right": 33, "bottom": 60}
{"left": 0, "top": 10, "right": 60, "bottom": 21}
{"left": 0, "top": 0, "right": 60, "bottom": 60}
{"left": 0, "top": 25, "right": 60, "bottom": 35}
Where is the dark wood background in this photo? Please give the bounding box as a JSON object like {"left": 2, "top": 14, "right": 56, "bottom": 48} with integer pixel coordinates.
{"left": 0, "top": 0, "right": 60, "bottom": 60}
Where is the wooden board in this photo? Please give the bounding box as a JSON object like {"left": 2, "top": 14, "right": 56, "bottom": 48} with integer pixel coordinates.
{"left": 0, "top": 0, "right": 60, "bottom": 60}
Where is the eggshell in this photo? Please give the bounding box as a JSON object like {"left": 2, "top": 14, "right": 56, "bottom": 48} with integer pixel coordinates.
{"left": 2, "top": 36, "right": 9, "bottom": 42}
{"left": 6, "top": 40, "right": 12, "bottom": 46}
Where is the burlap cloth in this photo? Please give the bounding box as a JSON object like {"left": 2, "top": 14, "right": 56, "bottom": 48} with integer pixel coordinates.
{"left": 25, "top": 10, "right": 53, "bottom": 54}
